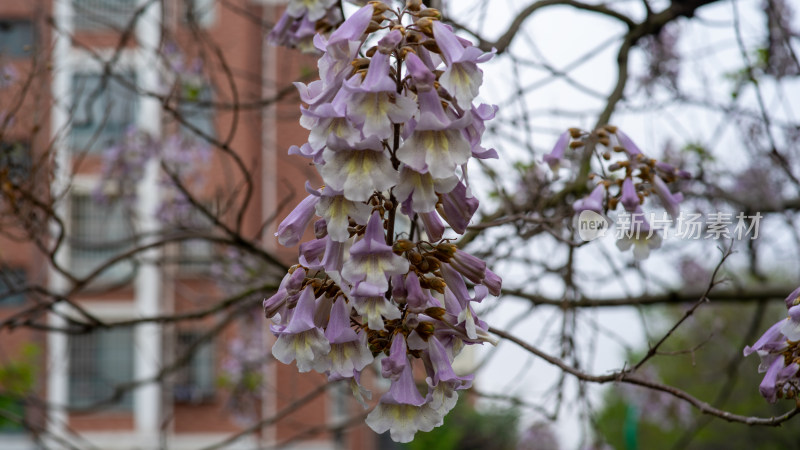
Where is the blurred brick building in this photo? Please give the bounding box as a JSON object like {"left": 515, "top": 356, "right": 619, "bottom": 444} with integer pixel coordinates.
{"left": 0, "top": 1, "right": 383, "bottom": 448}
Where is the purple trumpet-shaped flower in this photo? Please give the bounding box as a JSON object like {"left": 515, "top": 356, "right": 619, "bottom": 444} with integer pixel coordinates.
{"left": 381, "top": 333, "right": 409, "bottom": 381}
{"left": 340, "top": 51, "right": 417, "bottom": 140}
{"left": 263, "top": 267, "right": 306, "bottom": 319}
{"left": 616, "top": 208, "right": 662, "bottom": 260}
{"left": 483, "top": 268, "right": 502, "bottom": 297}
{"left": 432, "top": 21, "right": 491, "bottom": 108}
{"left": 271, "top": 287, "right": 331, "bottom": 372}
{"left": 619, "top": 177, "right": 640, "bottom": 213}
{"left": 348, "top": 282, "right": 402, "bottom": 331}
{"left": 419, "top": 211, "right": 446, "bottom": 242}
{"left": 448, "top": 249, "right": 487, "bottom": 285}
{"left": 405, "top": 272, "right": 437, "bottom": 310}
{"left": 573, "top": 185, "right": 605, "bottom": 214}
{"left": 744, "top": 320, "right": 788, "bottom": 371}
{"left": 397, "top": 53, "right": 472, "bottom": 180}
{"left": 784, "top": 286, "right": 800, "bottom": 308}
{"left": 365, "top": 363, "right": 441, "bottom": 443}
{"left": 543, "top": 131, "right": 570, "bottom": 172}
{"left": 314, "top": 5, "right": 373, "bottom": 93}
{"left": 759, "top": 359, "right": 800, "bottom": 402}
{"left": 655, "top": 161, "right": 691, "bottom": 180}
{"left": 464, "top": 103, "right": 499, "bottom": 159}
{"left": 425, "top": 337, "right": 473, "bottom": 415}
{"left": 319, "top": 143, "right": 399, "bottom": 202}
{"left": 437, "top": 181, "right": 479, "bottom": 234}
{"left": 394, "top": 166, "right": 459, "bottom": 213}
{"left": 315, "top": 189, "right": 372, "bottom": 242}
{"left": 652, "top": 176, "right": 683, "bottom": 222}
{"left": 341, "top": 212, "right": 409, "bottom": 292}
{"left": 615, "top": 129, "right": 644, "bottom": 157}
{"left": 300, "top": 102, "right": 361, "bottom": 151}
{"left": 780, "top": 305, "right": 800, "bottom": 342}
{"left": 744, "top": 318, "right": 800, "bottom": 402}
{"left": 275, "top": 193, "right": 320, "bottom": 247}
{"left": 743, "top": 286, "right": 800, "bottom": 402}
{"left": 313, "top": 298, "right": 373, "bottom": 377}
{"left": 297, "top": 236, "right": 345, "bottom": 281}
{"left": 286, "top": 0, "right": 337, "bottom": 22}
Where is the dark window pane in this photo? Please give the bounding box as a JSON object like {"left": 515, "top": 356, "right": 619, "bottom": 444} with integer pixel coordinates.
{"left": 69, "top": 327, "right": 134, "bottom": 410}
{"left": 73, "top": 0, "right": 138, "bottom": 31}
{"left": 70, "top": 73, "right": 138, "bottom": 153}
{"left": 0, "top": 20, "right": 34, "bottom": 58}
{"left": 69, "top": 193, "right": 134, "bottom": 283}
{"left": 178, "top": 83, "right": 215, "bottom": 140}
{"left": 0, "top": 268, "right": 25, "bottom": 307}
{"left": 173, "top": 332, "right": 215, "bottom": 403}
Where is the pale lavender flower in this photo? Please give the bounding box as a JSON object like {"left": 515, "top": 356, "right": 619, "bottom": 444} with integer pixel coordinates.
{"left": 313, "top": 298, "right": 373, "bottom": 377}
{"left": 745, "top": 287, "right": 800, "bottom": 403}
{"left": 425, "top": 337, "right": 473, "bottom": 415}
{"left": 263, "top": 267, "right": 306, "bottom": 319}
{"left": 437, "top": 181, "right": 479, "bottom": 234}
{"left": 419, "top": 211, "right": 445, "bottom": 241}
{"left": 319, "top": 144, "right": 399, "bottom": 202}
{"left": 616, "top": 209, "right": 662, "bottom": 260}
{"left": 340, "top": 51, "right": 417, "bottom": 141}
{"left": 381, "top": 333, "right": 409, "bottom": 381}
{"left": 615, "top": 129, "right": 643, "bottom": 157}
{"left": 543, "top": 131, "right": 570, "bottom": 172}
{"left": 394, "top": 166, "right": 458, "bottom": 213}
{"left": 350, "top": 286, "right": 402, "bottom": 331}
{"left": 275, "top": 192, "right": 320, "bottom": 247}
{"left": 341, "top": 212, "right": 409, "bottom": 292}
{"left": 365, "top": 363, "right": 441, "bottom": 443}
{"left": 573, "top": 185, "right": 605, "bottom": 214}
{"left": 432, "top": 21, "right": 492, "bottom": 108}
{"left": 652, "top": 176, "right": 683, "bottom": 222}
{"left": 286, "top": 0, "right": 337, "bottom": 21}
{"left": 397, "top": 53, "right": 472, "bottom": 179}
{"left": 315, "top": 189, "right": 371, "bottom": 242}
{"left": 619, "top": 177, "right": 640, "bottom": 212}
{"left": 300, "top": 102, "right": 361, "bottom": 151}
{"left": 483, "top": 269, "right": 502, "bottom": 296}
{"left": 271, "top": 287, "right": 331, "bottom": 372}
{"left": 465, "top": 103, "right": 500, "bottom": 160}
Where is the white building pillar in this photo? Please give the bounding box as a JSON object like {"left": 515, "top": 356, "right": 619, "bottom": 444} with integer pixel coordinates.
{"left": 46, "top": 1, "right": 74, "bottom": 448}
{"left": 134, "top": 0, "right": 163, "bottom": 447}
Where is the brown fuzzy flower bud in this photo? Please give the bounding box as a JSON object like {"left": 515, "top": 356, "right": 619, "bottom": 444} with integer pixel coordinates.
{"left": 393, "top": 239, "right": 415, "bottom": 253}
{"left": 406, "top": 0, "right": 423, "bottom": 11}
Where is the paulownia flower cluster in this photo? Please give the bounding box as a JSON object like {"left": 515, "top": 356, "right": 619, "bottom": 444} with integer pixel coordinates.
{"left": 265, "top": 1, "right": 500, "bottom": 442}
{"left": 745, "top": 286, "right": 800, "bottom": 402}
{"left": 545, "top": 126, "right": 690, "bottom": 260}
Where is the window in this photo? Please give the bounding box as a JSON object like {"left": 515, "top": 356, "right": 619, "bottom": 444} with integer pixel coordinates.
{"left": 69, "top": 327, "right": 134, "bottom": 410}
{"left": 0, "top": 20, "right": 34, "bottom": 58}
{"left": 69, "top": 192, "right": 135, "bottom": 283}
{"left": 73, "top": 0, "right": 138, "bottom": 31}
{"left": 173, "top": 332, "right": 214, "bottom": 403}
{"left": 0, "top": 142, "right": 31, "bottom": 184}
{"left": 70, "top": 72, "right": 138, "bottom": 153}
{"left": 0, "top": 268, "right": 26, "bottom": 307}
{"left": 183, "top": 0, "right": 216, "bottom": 28}
{"left": 178, "top": 83, "right": 215, "bottom": 141}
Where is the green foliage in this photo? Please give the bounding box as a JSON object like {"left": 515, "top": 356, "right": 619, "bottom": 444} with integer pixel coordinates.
{"left": 0, "top": 343, "right": 39, "bottom": 432}
{"left": 594, "top": 303, "right": 800, "bottom": 449}
{"left": 405, "top": 395, "right": 520, "bottom": 450}
{"left": 0, "top": 343, "right": 38, "bottom": 394}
